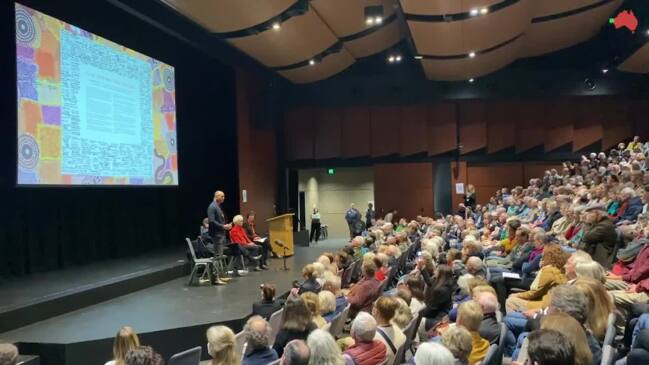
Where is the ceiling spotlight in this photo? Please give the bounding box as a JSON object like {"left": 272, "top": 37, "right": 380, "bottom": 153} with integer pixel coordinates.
{"left": 602, "top": 68, "right": 609, "bottom": 74}
{"left": 365, "top": 5, "right": 384, "bottom": 26}
{"left": 414, "top": 55, "right": 423, "bottom": 60}
{"left": 396, "top": 55, "right": 402, "bottom": 62}
{"left": 470, "top": 8, "right": 479, "bottom": 16}
{"left": 272, "top": 22, "right": 281, "bottom": 30}
{"left": 469, "top": 78, "right": 475, "bottom": 83}
{"left": 469, "top": 51, "right": 476, "bottom": 58}
{"left": 646, "top": 29, "right": 649, "bottom": 36}
{"left": 480, "top": 7, "right": 489, "bottom": 15}
{"left": 309, "top": 59, "right": 316, "bottom": 66}
{"left": 388, "top": 55, "right": 395, "bottom": 63}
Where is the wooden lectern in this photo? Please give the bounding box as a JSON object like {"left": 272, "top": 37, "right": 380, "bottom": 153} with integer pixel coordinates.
{"left": 266, "top": 213, "right": 295, "bottom": 257}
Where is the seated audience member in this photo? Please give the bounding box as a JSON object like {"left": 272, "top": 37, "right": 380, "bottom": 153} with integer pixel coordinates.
{"left": 392, "top": 296, "right": 414, "bottom": 330}
{"left": 342, "top": 312, "right": 387, "bottom": 365}
{"left": 301, "top": 292, "right": 327, "bottom": 329}
{"left": 273, "top": 296, "right": 317, "bottom": 358}
{"left": 373, "top": 254, "right": 390, "bottom": 282}
{"left": 486, "top": 227, "right": 531, "bottom": 269}
{"left": 242, "top": 316, "right": 278, "bottom": 365}
{"left": 406, "top": 276, "right": 426, "bottom": 315}
{"left": 105, "top": 326, "right": 140, "bottom": 365}
{"left": 580, "top": 204, "right": 617, "bottom": 267}
{"left": 421, "top": 265, "right": 455, "bottom": 329}
{"left": 627, "top": 329, "right": 649, "bottom": 365}
{"left": 252, "top": 284, "right": 284, "bottom": 320}
{"left": 229, "top": 215, "right": 263, "bottom": 271}
{"left": 456, "top": 300, "right": 490, "bottom": 365}
{"left": 280, "top": 340, "right": 310, "bottom": 365}
{"left": 537, "top": 313, "right": 592, "bottom": 365}
{"left": 440, "top": 326, "right": 473, "bottom": 365}
{"left": 573, "top": 279, "right": 615, "bottom": 342}
{"left": 206, "top": 326, "right": 238, "bottom": 365}
{"left": 414, "top": 342, "right": 455, "bottom": 365}
{"left": 243, "top": 211, "right": 272, "bottom": 269}
{"left": 322, "top": 276, "right": 348, "bottom": 315}
{"left": 505, "top": 244, "right": 568, "bottom": 314}
{"left": 563, "top": 250, "right": 594, "bottom": 284}
{"left": 575, "top": 261, "right": 606, "bottom": 283}
{"left": 465, "top": 257, "right": 486, "bottom": 279}
{"left": 298, "top": 264, "right": 322, "bottom": 295}
{"left": 614, "top": 187, "right": 644, "bottom": 224}
{"left": 319, "top": 290, "right": 338, "bottom": 322}
{"left": 346, "top": 260, "right": 381, "bottom": 316}
{"left": 372, "top": 296, "right": 406, "bottom": 364}
{"left": 475, "top": 291, "right": 500, "bottom": 344}
{"left": 525, "top": 329, "right": 575, "bottom": 365}
{"left": 0, "top": 343, "right": 18, "bottom": 365}
{"left": 125, "top": 346, "right": 164, "bottom": 365}
{"left": 306, "top": 329, "right": 344, "bottom": 365}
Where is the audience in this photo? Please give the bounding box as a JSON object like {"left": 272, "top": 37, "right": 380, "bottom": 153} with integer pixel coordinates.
{"left": 125, "top": 346, "right": 164, "bottom": 365}
{"left": 301, "top": 292, "right": 327, "bottom": 329}
{"left": 342, "top": 312, "right": 386, "bottom": 365}
{"left": 538, "top": 313, "right": 593, "bottom": 365}
{"left": 306, "top": 330, "right": 344, "bottom": 365}
{"left": 524, "top": 329, "right": 575, "bottom": 365}
{"left": 318, "top": 290, "right": 338, "bottom": 322}
{"left": 0, "top": 343, "right": 18, "bottom": 365}
{"left": 106, "top": 326, "right": 140, "bottom": 365}
{"left": 273, "top": 296, "right": 317, "bottom": 358}
{"left": 440, "top": 326, "right": 473, "bottom": 365}
{"left": 252, "top": 284, "right": 283, "bottom": 320}
{"left": 242, "top": 316, "right": 278, "bottom": 365}
{"left": 280, "top": 340, "right": 310, "bottom": 365}
{"left": 372, "top": 296, "right": 406, "bottom": 364}
{"left": 414, "top": 342, "right": 456, "bottom": 365}
{"left": 206, "top": 326, "right": 238, "bottom": 365}
{"left": 456, "top": 300, "right": 489, "bottom": 365}
{"left": 346, "top": 260, "right": 381, "bottom": 316}
{"left": 298, "top": 264, "right": 322, "bottom": 295}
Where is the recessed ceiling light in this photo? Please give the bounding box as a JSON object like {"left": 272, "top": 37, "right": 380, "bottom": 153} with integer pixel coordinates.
{"left": 375, "top": 16, "right": 383, "bottom": 24}
{"left": 480, "top": 7, "right": 488, "bottom": 15}
{"left": 395, "top": 55, "right": 402, "bottom": 62}
{"left": 272, "top": 22, "right": 281, "bottom": 30}
{"left": 414, "top": 55, "right": 423, "bottom": 60}
{"left": 470, "top": 9, "right": 479, "bottom": 16}
{"left": 388, "top": 55, "right": 395, "bottom": 63}
{"left": 469, "top": 52, "right": 476, "bottom": 58}
{"left": 469, "top": 78, "right": 475, "bottom": 83}
{"left": 602, "top": 68, "right": 609, "bottom": 74}
{"left": 309, "top": 59, "right": 316, "bottom": 66}
{"left": 646, "top": 29, "right": 649, "bottom": 36}
{"left": 366, "top": 17, "right": 374, "bottom": 25}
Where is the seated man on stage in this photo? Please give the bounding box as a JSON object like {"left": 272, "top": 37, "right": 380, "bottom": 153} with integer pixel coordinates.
{"left": 243, "top": 211, "right": 272, "bottom": 268}
{"left": 230, "top": 215, "right": 266, "bottom": 271}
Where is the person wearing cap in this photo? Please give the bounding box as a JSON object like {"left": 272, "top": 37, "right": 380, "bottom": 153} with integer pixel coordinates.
{"left": 580, "top": 203, "right": 617, "bottom": 268}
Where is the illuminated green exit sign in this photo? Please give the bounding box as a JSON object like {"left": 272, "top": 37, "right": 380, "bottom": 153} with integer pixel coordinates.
{"left": 327, "top": 168, "right": 335, "bottom": 175}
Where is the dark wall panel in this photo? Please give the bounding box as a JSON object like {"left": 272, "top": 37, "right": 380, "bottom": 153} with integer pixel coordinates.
{"left": 370, "top": 106, "right": 400, "bottom": 157}
{"left": 314, "top": 108, "right": 342, "bottom": 159}
{"left": 487, "top": 100, "right": 516, "bottom": 153}
{"left": 516, "top": 101, "right": 545, "bottom": 153}
{"left": 544, "top": 100, "right": 574, "bottom": 152}
{"left": 285, "top": 107, "right": 314, "bottom": 160}
{"left": 602, "top": 99, "right": 633, "bottom": 150}
{"left": 374, "top": 162, "right": 434, "bottom": 219}
{"left": 427, "top": 103, "right": 457, "bottom": 156}
{"left": 341, "top": 106, "right": 371, "bottom": 158}
{"left": 400, "top": 105, "right": 428, "bottom": 156}
{"left": 459, "top": 101, "right": 487, "bottom": 154}
{"left": 573, "top": 99, "right": 603, "bottom": 152}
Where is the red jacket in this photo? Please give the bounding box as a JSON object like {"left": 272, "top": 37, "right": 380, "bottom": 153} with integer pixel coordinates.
{"left": 347, "top": 277, "right": 381, "bottom": 312}
{"left": 229, "top": 225, "right": 253, "bottom": 245}
{"left": 344, "top": 340, "right": 386, "bottom": 365}
{"left": 619, "top": 244, "right": 649, "bottom": 293}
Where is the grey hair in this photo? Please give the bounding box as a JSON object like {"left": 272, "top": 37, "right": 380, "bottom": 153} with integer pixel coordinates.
{"left": 351, "top": 312, "right": 377, "bottom": 342}
{"left": 244, "top": 315, "right": 271, "bottom": 350}
{"left": 457, "top": 274, "right": 475, "bottom": 295}
{"left": 283, "top": 340, "right": 311, "bottom": 365}
{"left": 576, "top": 261, "right": 606, "bottom": 284}
{"left": 306, "top": 329, "right": 344, "bottom": 365}
{"left": 318, "top": 291, "right": 336, "bottom": 315}
{"left": 622, "top": 187, "right": 637, "bottom": 198}
{"left": 441, "top": 326, "right": 473, "bottom": 363}
{"left": 549, "top": 284, "right": 589, "bottom": 325}
{"left": 414, "top": 342, "right": 455, "bottom": 365}
{"left": 466, "top": 257, "right": 483, "bottom": 272}
{"left": 0, "top": 343, "right": 18, "bottom": 365}
{"left": 323, "top": 276, "right": 341, "bottom": 292}
{"left": 534, "top": 230, "right": 546, "bottom": 243}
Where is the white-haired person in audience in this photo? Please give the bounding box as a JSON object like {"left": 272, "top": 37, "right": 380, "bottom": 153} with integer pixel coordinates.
{"left": 301, "top": 292, "right": 327, "bottom": 329}
{"left": 342, "top": 312, "right": 386, "bottom": 365}
{"left": 474, "top": 290, "right": 500, "bottom": 344}
{"left": 441, "top": 326, "right": 473, "bottom": 365}
{"left": 105, "top": 326, "right": 140, "bottom": 365}
{"left": 322, "top": 276, "right": 348, "bottom": 316}
{"left": 392, "top": 294, "right": 414, "bottom": 330}
{"left": 242, "top": 316, "right": 278, "bottom": 365}
{"left": 372, "top": 296, "right": 406, "bottom": 364}
{"left": 311, "top": 262, "right": 326, "bottom": 287}
{"left": 206, "top": 325, "right": 239, "bottom": 365}
{"left": 318, "top": 290, "right": 337, "bottom": 322}
{"left": 0, "top": 343, "right": 18, "bottom": 365}
{"left": 306, "top": 329, "right": 344, "bottom": 365}
{"left": 280, "top": 340, "right": 310, "bottom": 365}
{"left": 563, "top": 250, "right": 594, "bottom": 284}
{"left": 413, "top": 342, "right": 455, "bottom": 365}
{"left": 456, "top": 300, "right": 489, "bottom": 365}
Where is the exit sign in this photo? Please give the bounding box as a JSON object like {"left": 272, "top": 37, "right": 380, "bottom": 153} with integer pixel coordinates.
{"left": 327, "top": 168, "right": 335, "bottom": 175}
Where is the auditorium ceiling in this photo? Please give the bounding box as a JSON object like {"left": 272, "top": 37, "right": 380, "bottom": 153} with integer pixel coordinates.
{"left": 160, "top": 0, "right": 647, "bottom": 84}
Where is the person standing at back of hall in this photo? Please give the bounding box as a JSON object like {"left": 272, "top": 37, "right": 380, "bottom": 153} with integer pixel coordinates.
{"left": 310, "top": 207, "right": 321, "bottom": 244}
{"left": 345, "top": 203, "right": 361, "bottom": 240}
{"left": 207, "top": 190, "right": 232, "bottom": 254}
{"left": 366, "top": 203, "right": 375, "bottom": 229}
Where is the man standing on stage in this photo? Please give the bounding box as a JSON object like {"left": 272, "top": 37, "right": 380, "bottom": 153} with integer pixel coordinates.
{"left": 207, "top": 190, "right": 231, "bottom": 285}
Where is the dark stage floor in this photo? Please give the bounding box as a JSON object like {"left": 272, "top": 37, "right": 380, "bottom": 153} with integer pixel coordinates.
{"left": 0, "top": 239, "right": 346, "bottom": 344}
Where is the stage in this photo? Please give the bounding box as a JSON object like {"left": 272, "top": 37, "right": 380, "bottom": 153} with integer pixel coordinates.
{"left": 0, "top": 239, "right": 345, "bottom": 365}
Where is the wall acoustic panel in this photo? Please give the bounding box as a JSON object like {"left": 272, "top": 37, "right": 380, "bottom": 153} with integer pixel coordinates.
{"left": 285, "top": 107, "right": 314, "bottom": 160}
{"left": 427, "top": 103, "right": 457, "bottom": 156}
{"left": 515, "top": 101, "right": 545, "bottom": 153}
{"left": 374, "top": 162, "right": 434, "bottom": 219}
{"left": 370, "top": 106, "right": 401, "bottom": 157}
{"left": 314, "top": 108, "right": 342, "bottom": 159}
{"left": 486, "top": 100, "right": 516, "bottom": 153}
{"left": 459, "top": 101, "right": 487, "bottom": 154}
{"left": 572, "top": 98, "right": 603, "bottom": 152}
{"left": 341, "top": 106, "right": 371, "bottom": 158}
{"left": 400, "top": 105, "right": 428, "bottom": 156}
{"left": 544, "top": 100, "right": 574, "bottom": 152}
{"left": 602, "top": 99, "right": 632, "bottom": 150}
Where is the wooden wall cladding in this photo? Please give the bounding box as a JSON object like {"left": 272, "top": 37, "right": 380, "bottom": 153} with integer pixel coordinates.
{"left": 374, "top": 162, "right": 435, "bottom": 219}
{"left": 283, "top": 98, "right": 646, "bottom": 161}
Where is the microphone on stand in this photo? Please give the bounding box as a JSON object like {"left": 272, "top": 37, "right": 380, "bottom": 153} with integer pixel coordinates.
{"left": 275, "top": 240, "right": 289, "bottom": 271}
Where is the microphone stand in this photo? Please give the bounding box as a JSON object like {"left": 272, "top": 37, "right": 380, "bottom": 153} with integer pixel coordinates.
{"left": 275, "top": 240, "right": 290, "bottom": 271}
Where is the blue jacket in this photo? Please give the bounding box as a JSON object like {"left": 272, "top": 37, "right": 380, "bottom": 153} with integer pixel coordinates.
{"left": 243, "top": 348, "right": 278, "bottom": 365}
{"left": 618, "top": 196, "right": 644, "bottom": 223}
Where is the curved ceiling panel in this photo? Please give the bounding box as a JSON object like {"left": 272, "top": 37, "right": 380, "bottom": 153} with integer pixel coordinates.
{"left": 521, "top": 0, "right": 622, "bottom": 57}
{"left": 161, "top": 0, "right": 295, "bottom": 33}
{"left": 344, "top": 20, "right": 403, "bottom": 58}
{"left": 278, "top": 49, "right": 355, "bottom": 84}
{"left": 311, "top": 0, "right": 398, "bottom": 37}
{"left": 618, "top": 44, "right": 649, "bottom": 74}
{"left": 529, "top": 0, "right": 614, "bottom": 18}
{"left": 401, "top": 0, "right": 503, "bottom": 15}
{"left": 408, "top": 0, "right": 530, "bottom": 56}
{"left": 228, "top": 11, "right": 338, "bottom": 67}
{"left": 421, "top": 36, "right": 522, "bottom": 80}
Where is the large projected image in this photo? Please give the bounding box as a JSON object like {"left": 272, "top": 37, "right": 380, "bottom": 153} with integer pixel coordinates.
{"left": 16, "top": 3, "right": 178, "bottom": 186}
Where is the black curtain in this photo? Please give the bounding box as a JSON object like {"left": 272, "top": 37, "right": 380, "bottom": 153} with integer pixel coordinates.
{"left": 0, "top": 0, "right": 239, "bottom": 276}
